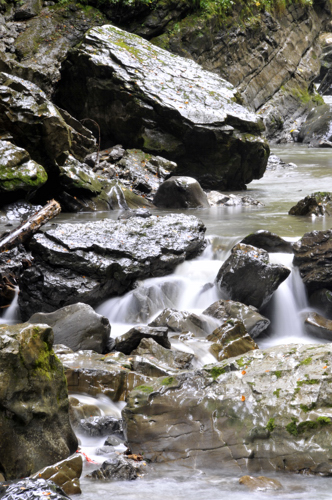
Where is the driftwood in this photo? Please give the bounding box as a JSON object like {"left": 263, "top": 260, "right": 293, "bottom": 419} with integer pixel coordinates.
{"left": 0, "top": 199, "right": 61, "bottom": 253}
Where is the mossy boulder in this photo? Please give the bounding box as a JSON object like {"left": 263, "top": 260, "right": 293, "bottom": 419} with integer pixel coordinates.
{"left": 56, "top": 24, "right": 269, "bottom": 190}
{"left": 0, "top": 140, "right": 47, "bottom": 199}
{"left": 123, "top": 343, "right": 332, "bottom": 474}
{"left": 0, "top": 323, "right": 78, "bottom": 479}
{"left": 289, "top": 192, "right": 332, "bottom": 216}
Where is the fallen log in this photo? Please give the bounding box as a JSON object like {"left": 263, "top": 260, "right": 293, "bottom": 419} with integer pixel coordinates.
{"left": 0, "top": 199, "right": 61, "bottom": 252}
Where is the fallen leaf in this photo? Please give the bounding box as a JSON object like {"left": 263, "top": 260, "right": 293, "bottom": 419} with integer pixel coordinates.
{"left": 241, "top": 395, "right": 245, "bottom": 402}
{"left": 241, "top": 370, "right": 246, "bottom": 375}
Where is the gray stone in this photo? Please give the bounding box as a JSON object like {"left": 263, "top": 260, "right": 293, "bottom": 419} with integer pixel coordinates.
{"left": 149, "top": 308, "right": 211, "bottom": 337}
{"left": 56, "top": 24, "right": 269, "bottom": 190}
{"left": 28, "top": 303, "right": 111, "bottom": 354}
{"left": 289, "top": 192, "right": 332, "bottom": 216}
{"left": 153, "top": 176, "right": 210, "bottom": 208}
{"left": 18, "top": 214, "right": 206, "bottom": 320}
{"left": 88, "top": 456, "right": 139, "bottom": 481}
{"left": 240, "top": 230, "right": 293, "bottom": 253}
{"left": 115, "top": 326, "right": 171, "bottom": 355}
{"left": 304, "top": 311, "right": 332, "bottom": 340}
{"left": 0, "top": 478, "right": 71, "bottom": 500}
{"left": 215, "top": 243, "right": 290, "bottom": 309}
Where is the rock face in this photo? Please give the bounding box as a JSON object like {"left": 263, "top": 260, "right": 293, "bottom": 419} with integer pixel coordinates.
{"left": 29, "top": 303, "right": 111, "bottom": 354}
{"left": 153, "top": 177, "right": 209, "bottom": 208}
{"left": 298, "top": 105, "right": 332, "bottom": 147}
{"left": 0, "top": 323, "right": 78, "bottom": 479}
{"left": 0, "top": 73, "right": 95, "bottom": 174}
{"left": 215, "top": 244, "right": 290, "bottom": 309}
{"left": 56, "top": 24, "right": 269, "bottom": 190}
{"left": 293, "top": 229, "right": 332, "bottom": 293}
{"left": 289, "top": 192, "right": 332, "bottom": 216}
{"left": 123, "top": 343, "right": 332, "bottom": 474}
{"left": 203, "top": 299, "right": 270, "bottom": 339}
{"left": 18, "top": 214, "right": 205, "bottom": 320}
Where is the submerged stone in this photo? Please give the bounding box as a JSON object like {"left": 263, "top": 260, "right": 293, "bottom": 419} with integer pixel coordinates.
{"left": 56, "top": 24, "right": 269, "bottom": 190}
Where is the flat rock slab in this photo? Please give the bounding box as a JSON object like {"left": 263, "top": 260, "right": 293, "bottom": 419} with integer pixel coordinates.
{"left": 56, "top": 24, "right": 269, "bottom": 190}
{"left": 18, "top": 213, "right": 206, "bottom": 320}
{"left": 123, "top": 343, "right": 332, "bottom": 474}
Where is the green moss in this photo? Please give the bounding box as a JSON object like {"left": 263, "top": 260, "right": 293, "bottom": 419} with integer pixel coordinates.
{"left": 273, "top": 388, "right": 281, "bottom": 398}
{"left": 209, "top": 366, "right": 226, "bottom": 380}
{"left": 300, "top": 402, "right": 316, "bottom": 413}
{"left": 286, "top": 417, "right": 299, "bottom": 436}
{"left": 317, "top": 416, "right": 331, "bottom": 425}
{"left": 274, "top": 370, "right": 282, "bottom": 379}
{"left": 297, "top": 379, "right": 319, "bottom": 387}
{"left": 135, "top": 385, "right": 154, "bottom": 393}
{"left": 236, "top": 356, "right": 253, "bottom": 368}
{"left": 286, "top": 416, "right": 331, "bottom": 436}
{"left": 161, "top": 376, "right": 175, "bottom": 386}
{"left": 266, "top": 418, "right": 275, "bottom": 432}
{"left": 299, "top": 357, "right": 312, "bottom": 366}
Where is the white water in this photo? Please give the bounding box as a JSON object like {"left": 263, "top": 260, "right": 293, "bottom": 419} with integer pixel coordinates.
{"left": 0, "top": 288, "right": 19, "bottom": 325}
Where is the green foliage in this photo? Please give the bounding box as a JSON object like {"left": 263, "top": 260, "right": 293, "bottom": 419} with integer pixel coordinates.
{"left": 209, "top": 366, "right": 226, "bottom": 380}
{"left": 273, "top": 388, "right": 281, "bottom": 398}
{"left": 274, "top": 371, "right": 282, "bottom": 379}
{"left": 286, "top": 416, "right": 331, "bottom": 436}
{"left": 300, "top": 402, "right": 316, "bottom": 413}
{"left": 299, "top": 357, "right": 312, "bottom": 366}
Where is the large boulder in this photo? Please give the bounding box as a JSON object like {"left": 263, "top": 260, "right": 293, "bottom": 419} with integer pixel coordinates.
{"left": 55, "top": 24, "right": 269, "bottom": 190}
{"left": 149, "top": 308, "right": 211, "bottom": 337}
{"left": 215, "top": 243, "right": 290, "bottom": 309}
{"left": 240, "top": 230, "right": 293, "bottom": 253}
{"left": 304, "top": 312, "right": 332, "bottom": 340}
{"left": 18, "top": 214, "right": 206, "bottom": 320}
{"left": 123, "top": 343, "right": 332, "bottom": 474}
{"left": 207, "top": 319, "right": 259, "bottom": 361}
{"left": 28, "top": 303, "right": 111, "bottom": 354}
{"left": 114, "top": 326, "right": 171, "bottom": 355}
{"left": 30, "top": 454, "right": 83, "bottom": 496}
{"left": 293, "top": 229, "right": 332, "bottom": 293}
{"left": 0, "top": 323, "right": 78, "bottom": 479}
{"left": 153, "top": 177, "right": 209, "bottom": 208}
{"left": 0, "top": 73, "right": 95, "bottom": 174}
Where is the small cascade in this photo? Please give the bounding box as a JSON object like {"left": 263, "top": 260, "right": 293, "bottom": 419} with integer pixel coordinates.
{"left": 0, "top": 288, "right": 19, "bottom": 325}
{"left": 259, "top": 253, "right": 314, "bottom": 347}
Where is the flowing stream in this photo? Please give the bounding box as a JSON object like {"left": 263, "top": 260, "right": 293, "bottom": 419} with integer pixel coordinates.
{"left": 2, "top": 144, "right": 332, "bottom": 498}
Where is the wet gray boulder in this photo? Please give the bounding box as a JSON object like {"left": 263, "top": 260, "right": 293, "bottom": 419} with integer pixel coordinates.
{"left": 14, "top": 0, "right": 41, "bottom": 20}
{"left": 0, "top": 73, "right": 95, "bottom": 172}
{"left": 203, "top": 299, "right": 270, "bottom": 339}
{"left": 88, "top": 456, "right": 139, "bottom": 481}
{"left": 289, "top": 192, "right": 332, "bottom": 216}
{"left": 123, "top": 343, "right": 332, "bottom": 474}
{"left": 28, "top": 303, "right": 111, "bottom": 354}
{"left": 0, "top": 140, "right": 47, "bottom": 201}
{"left": 0, "top": 323, "right": 78, "bottom": 479}
{"left": 153, "top": 176, "right": 209, "bottom": 208}
{"left": 298, "top": 105, "right": 332, "bottom": 147}
{"left": 131, "top": 338, "right": 194, "bottom": 370}
{"left": 309, "top": 288, "right": 332, "bottom": 319}
{"left": 240, "top": 230, "right": 293, "bottom": 253}
{"left": 149, "top": 308, "right": 211, "bottom": 337}
{"left": 56, "top": 24, "right": 269, "bottom": 191}
{"left": 78, "top": 415, "right": 123, "bottom": 438}
{"left": 215, "top": 243, "right": 290, "bottom": 309}
{"left": 18, "top": 214, "right": 206, "bottom": 320}
{"left": 30, "top": 454, "right": 83, "bottom": 496}
{"left": 304, "top": 312, "right": 332, "bottom": 340}
{"left": 114, "top": 326, "right": 170, "bottom": 355}
{"left": 293, "top": 229, "right": 332, "bottom": 293}
{"left": 0, "top": 478, "right": 71, "bottom": 500}
{"left": 207, "top": 192, "right": 263, "bottom": 207}
{"left": 207, "top": 319, "right": 259, "bottom": 361}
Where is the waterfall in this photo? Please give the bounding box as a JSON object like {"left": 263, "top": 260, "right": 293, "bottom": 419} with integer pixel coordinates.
{"left": 0, "top": 288, "right": 19, "bottom": 325}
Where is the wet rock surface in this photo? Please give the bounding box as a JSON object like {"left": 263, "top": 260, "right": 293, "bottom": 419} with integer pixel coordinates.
{"left": 0, "top": 323, "right": 78, "bottom": 479}
{"left": 78, "top": 415, "right": 123, "bottom": 438}
{"left": 207, "top": 319, "right": 259, "bottom": 361}
{"left": 149, "top": 308, "right": 212, "bottom": 337}
{"left": 309, "top": 288, "right": 332, "bottom": 318}
{"left": 131, "top": 338, "right": 194, "bottom": 370}
{"left": 28, "top": 303, "right": 111, "bottom": 354}
{"left": 304, "top": 312, "right": 332, "bottom": 340}
{"left": 0, "top": 244, "right": 32, "bottom": 308}
{"left": 215, "top": 243, "right": 290, "bottom": 309}
{"left": 114, "top": 326, "right": 171, "bottom": 355}
{"left": 239, "top": 475, "right": 283, "bottom": 491}
{"left": 153, "top": 177, "right": 209, "bottom": 208}
{"left": 203, "top": 300, "right": 270, "bottom": 339}
{"left": 87, "top": 456, "right": 140, "bottom": 481}
{"left": 18, "top": 213, "right": 206, "bottom": 319}
{"left": 240, "top": 230, "right": 293, "bottom": 253}
{"left": 293, "top": 229, "right": 332, "bottom": 293}
{"left": 289, "top": 192, "right": 332, "bottom": 216}
{"left": 56, "top": 24, "right": 269, "bottom": 190}
{"left": 298, "top": 105, "right": 332, "bottom": 147}
{"left": 0, "top": 478, "right": 71, "bottom": 500}
{"left": 0, "top": 73, "right": 95, "bottom": 175}
{"left": 207, "top": 192, "right": 263, "bottom": 207}
{"left": 123, "top": 343, "right": 332, "bottom": 474}
{"left": 30, "top": 454, "right": 83, "bottom": 496}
